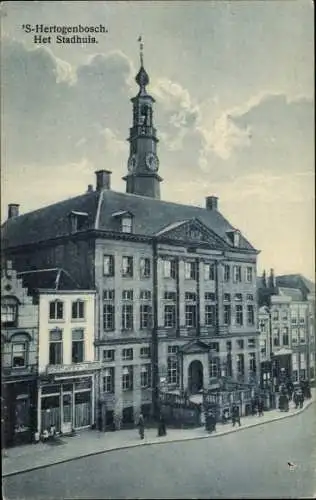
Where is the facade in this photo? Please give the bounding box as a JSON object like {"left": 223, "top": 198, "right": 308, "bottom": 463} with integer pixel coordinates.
{"left": 2, "top": 49, "right": 260, "bottom": 428}
{"left": 258, "top": 271, "right": 315, "bottom": 389}
{"left": 36, "top": 290, "right": 98, "bottom": 435}
{"left": 1, "top": 262, "right": 38, "bottom": 447}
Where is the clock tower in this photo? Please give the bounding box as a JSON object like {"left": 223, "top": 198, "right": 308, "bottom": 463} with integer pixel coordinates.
{"left": 123, "top": 38, "right": 163, "bottom": 199}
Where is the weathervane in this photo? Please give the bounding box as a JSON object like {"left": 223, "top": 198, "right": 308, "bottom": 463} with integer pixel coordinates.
{"left": 138, "top": 35, "right": 144, "bottom": 66}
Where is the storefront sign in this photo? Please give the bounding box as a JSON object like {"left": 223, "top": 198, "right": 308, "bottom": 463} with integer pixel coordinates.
{"left": 46, "top": 361, "right": 101, "bottom": 375}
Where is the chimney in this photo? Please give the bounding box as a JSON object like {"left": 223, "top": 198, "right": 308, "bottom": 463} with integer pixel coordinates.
{"left": 205, "top": 196, "right": 218, "bottom": 211}
{"left": 8, "top": 204, "right": 20, "bottom": 219}
{"left": 87, "top": 184, "right": 94, "bottom": 193}
{"left": 95, "top": 170, "right": 112, "bottom": 191}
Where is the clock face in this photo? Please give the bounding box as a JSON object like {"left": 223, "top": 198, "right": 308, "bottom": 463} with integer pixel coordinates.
{"left": 145, "top": 152, "right": 159, "bottom": 172}
{"left": 128, "top": 154, "right": 137, "bottom": 173}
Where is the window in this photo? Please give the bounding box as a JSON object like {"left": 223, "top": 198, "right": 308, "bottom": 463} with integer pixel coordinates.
{"left": 291, "top": 316, "right": 297, "bottom": 324}
{"left": 233, "top": 266, "right": 242, "bottom": 283}
{"left": 12, "top": 343, "right": 27, "bottom": 368}
{"left": 292, "top": 328, "right": 298, "bottom": 344}
{"left": 122, "top": 290, "right": 133, "bottom": 301}
{"left": 164, "top": 292, "right": 177, "bottom": 329}
{"left": 226, "top": 341, "right": 232, "bottom": 351}
{"left": 237, "top": 353, "right": 245, "bottom": 375}
{"left": 140, "top": 304, "right": 152, "bottom": 329}
{"left": 49, "top": 300, "right": 64, "bottom": 320}
{"left": 103, "top": 368, "right": 115, "bottom": 393}
{"left": 224, "top": 265, "right": 230, "bottom": 282}
{"left": 164, "top": 304, "right": 176, "bottom": 328}
{"left": 1, "top": 298, "right": 18, "bottom": 326}
{"left": 122, "top": 256, "right": 133, "bottom": 278}
{"left": 272, "top": 310, "right": 279, "bottom": 321}
{"left": 103, "top": 290, "right": 115, "bottom": 331}
{"left": 235, "top": 305, "right": 243, "bottom": 326}
{"left": 103, "top": 349, "right": 115, "bottom": 362}
{"left": 121, "top": 216, "right": 132, "bottom": 233}
{"left": 299, "top": 327, "right": 306, "bottom": 344}
{"left": 210, "top": 342, "right": 219, "bottom": 353}
{"left": 141, "top": 364, "right": 151, "bottom": 388}
{"left": 140, "top": 258, "right": 151, "bottom": 278}
{"left": 140, "top": 290, "right": 151, "bottom": 300}
{"left": 224, "top": 293, "right": 231, "bottom": 302}
{"left": 248, "top": 338, "right": 256, "bottom": 348}
{"left": 122, "top": 348, "right": 133, "bottom": 360}
{"left": 103, "top": 255, "right": 114, "bottom": 277}
{"left": 140, "top": 346, "right": 151, "bottom": 358}
{"left": 184, "top": 261, "right": 197, "bottom": 280}
{"left": 205, "top": 293, "right": 216, "bottom": 302}
{"left": 273, "top": 328, "right": 280, "bottom": 346}
{"left": 247, "top": 305, "right": 255, "bottom": 325}
{"left": 246, "top": 294, "right": 254, "bottom": 301}
{"left": 72, "top": 329, "right": 84, "bottom": 363}
{"left": 282, "top": 328, "right": 289, "bottom": 346}
{"left": 282, "top": 310, "right": 288, "bottom": 321}
{"left": 209, "top": 357, "right": 220, "bottom": 378}
{"left": 163, "top": 259, "right": 176, "bottom": 279}
{"left": 205, "top": 304, "right": 216, "bottom": 327}
{"left": 246, "top": 267, "right": 253, "bottom": 283}
{"left": 49, "top": 329, "right": 63, "bottom": 365}
{"left": 185, "top": 293, "right": 197, "bottom": 328}
{"left": 72, "top": 300, "right": 85, "bottom": 320}
{"left": 167, "top": 350, "right": 179, "bottom": 385}
{"left": 224, "top": 304, "right": 231, "bottom": 326}
{"left": 204, "top": 263, "right": 215, "bottom": 281}
{"left": 103, "top": 290, "right": 115, "bottom": 301}
{"left": 235, "top": 293, "right": 242, "bottom": 301}
{"left": 122, "top": 366, "right": 133, "bottom": 391}
{"left": 249, "top": 353, "right": 256, "bottom": 373}
{"left": 299, "top": 317, "right": 305, "bottom": 324}
{"left": 237, "top": 339, "right": 244, "bottom": 349}
{"left": 122, "top": 305, "right": 133, "bottom": 330}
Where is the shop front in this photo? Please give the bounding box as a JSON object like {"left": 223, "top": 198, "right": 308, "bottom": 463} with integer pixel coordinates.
{"left": 2, "top": 377, "right": 37, "bottom": 448}
{"left": 38, "top": 364, "right": 99, "bottom": 434}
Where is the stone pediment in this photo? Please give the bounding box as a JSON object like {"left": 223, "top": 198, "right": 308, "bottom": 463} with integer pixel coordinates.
{"left": 180, "top": 339, "right": 210, "bottom": 354}
{"left": 155, "top": 218, "right": 227, "bottom": 249}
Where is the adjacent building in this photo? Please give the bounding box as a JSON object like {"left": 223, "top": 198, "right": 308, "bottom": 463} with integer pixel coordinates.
{"left": 1, "top": 262, "right": 38, "bottom": 447}
{"left": 258, "top": 270, "right": 315, "bottom": 389}
{"left": 2, "top": 49, "right": 261, "bottom": 428}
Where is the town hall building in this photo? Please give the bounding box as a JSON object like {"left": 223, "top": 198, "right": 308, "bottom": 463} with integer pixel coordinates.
{"left": 2, "top": 46, "right": 260, "bottom": 429}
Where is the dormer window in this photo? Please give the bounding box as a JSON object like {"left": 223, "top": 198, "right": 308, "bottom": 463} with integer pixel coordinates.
{"left": 112, "top": 211, "right": 134, "bottom": 234}
{"left": 69, "top": 211, "right": 88, "bottom": 233}
{"left": 226, "top": 229, "right": 241, "bottom": 248}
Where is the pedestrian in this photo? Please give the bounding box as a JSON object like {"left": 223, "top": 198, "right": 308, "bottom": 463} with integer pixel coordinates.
{"left": 258, "top": 398, "right": 264, "bottom": 417}
{"left": 157, "top": 414, "right": 166, "bottom": 437}
{"left": 299, "top": 391, "right": 304, "bottom": 409}
{"left": 222, "top": 408, "right": 229, "bottom": 424}
{"left": 137, "top": 413, "right": 145, "bottom": 440}
{"left": 293, "top": 391, "right": 299, "bottom": 409}
{"left": 232, "top": 405, "right": 241, "bottom": 427}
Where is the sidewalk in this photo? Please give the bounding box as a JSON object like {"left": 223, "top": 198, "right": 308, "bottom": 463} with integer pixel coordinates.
{"left": 3, "top": 395, "right": 314, "bottom": 478}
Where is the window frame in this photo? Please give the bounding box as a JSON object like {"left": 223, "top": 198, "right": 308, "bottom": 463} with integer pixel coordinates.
{"left": 122, "top": 365, "right": 134, "bottom": 391}
{"left": 71, "top": 300, "right": 85, "bottom": 320}
{"left": 71, "top": 328, "right": 85, "bottom": 364}
{"left": 122, "top": 256, "right": 133, "bottom": 278}
{"left": 49, "top": 300, "right": 64, "bottom": 321}
{"left": 11, "top": 342, "right": 27, "bottom": 368}
{"left": 103, "top": 255, "right": 115, "bottom": 277}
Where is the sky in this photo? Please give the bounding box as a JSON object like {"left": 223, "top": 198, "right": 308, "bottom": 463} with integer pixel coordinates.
{"left": 1, "top": 0, "right": 315, "bottom": 280}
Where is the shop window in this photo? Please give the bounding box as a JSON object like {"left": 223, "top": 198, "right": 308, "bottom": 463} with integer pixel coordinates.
{"left": 49, "top": 329, "right": 63, "bottom": 365}
{"left": 12, "top": 342, "right": 27, "bottom": 368}
{"left": 72, "top": 329, "right": 84, "bottom": 363}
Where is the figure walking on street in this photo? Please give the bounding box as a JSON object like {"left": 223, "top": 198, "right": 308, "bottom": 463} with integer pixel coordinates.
{"left": 232, "top": 404, "right": 241, "bottom": 427}
{"left": 258, "top": 398, "right": 264, "bottom": 417}
{"left": 138, "top": 413, "right": 145, "bottom": 440}
{"left": 157, "top": 414, "right": 167, "bottom": 437}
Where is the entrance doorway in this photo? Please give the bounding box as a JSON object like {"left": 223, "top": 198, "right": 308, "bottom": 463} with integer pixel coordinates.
{"left": 188, "top": 360, "right": 204, "bottom": 394}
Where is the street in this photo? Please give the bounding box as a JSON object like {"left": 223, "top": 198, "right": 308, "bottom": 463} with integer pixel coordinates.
{"left": 3, "top": 405, "right": 316, "bottom": 499}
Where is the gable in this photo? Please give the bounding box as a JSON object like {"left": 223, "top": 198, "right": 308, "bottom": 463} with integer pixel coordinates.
{"left": 180, "top": 339, "right": 210, "bottom": 354}
{"left": 155, "top": 218, "right": 229, "bottom": 249}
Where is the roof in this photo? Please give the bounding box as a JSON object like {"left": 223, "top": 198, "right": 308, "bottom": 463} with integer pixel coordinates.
{"left": 278, "top": 287, "right": 303, "bottom": 301}
{"left": 276, "top": 275, "right": 315, "bottom": 299}
{"left": 17, "top": 268, "right": 82, "bottom": 294}
{"left": 2, "top": 189, "right": 257, "bottom": 251}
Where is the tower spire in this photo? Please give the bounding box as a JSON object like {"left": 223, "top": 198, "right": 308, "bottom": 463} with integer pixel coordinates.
{"left": 138, "top": 35, "right": 144, "bottom": 67}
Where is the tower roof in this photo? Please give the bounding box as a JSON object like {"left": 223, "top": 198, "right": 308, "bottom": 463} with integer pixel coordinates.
{"left": 135, "top": 35, "right": 150, "bottom": 92}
